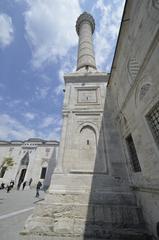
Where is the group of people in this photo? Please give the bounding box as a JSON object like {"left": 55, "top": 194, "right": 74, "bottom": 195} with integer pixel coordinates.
{"left": 0, "top": 178, "right": 42, "bottom": 198}
{"left": 0, "top": 180, "right": 14, "bottom": 193}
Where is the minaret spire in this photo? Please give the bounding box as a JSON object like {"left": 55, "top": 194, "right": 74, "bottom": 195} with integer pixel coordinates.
{"left": 76, "top": 12, "right": 97, "bottom": 71}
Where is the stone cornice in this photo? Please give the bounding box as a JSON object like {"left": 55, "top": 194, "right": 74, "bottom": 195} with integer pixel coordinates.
{"left": 131, "top": 185, "right": 159, "bottom": 194}
{"left": 64, "top": 72, "right": 108, "bottom": 83}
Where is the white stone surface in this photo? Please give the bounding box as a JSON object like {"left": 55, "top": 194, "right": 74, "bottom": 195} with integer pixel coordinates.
{"left": 108, "top": 0, "right": 159, "bottom": 238}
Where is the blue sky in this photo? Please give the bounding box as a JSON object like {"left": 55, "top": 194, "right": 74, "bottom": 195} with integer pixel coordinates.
{"left": 0, "top": 0, "right": 125, "bottom": 141}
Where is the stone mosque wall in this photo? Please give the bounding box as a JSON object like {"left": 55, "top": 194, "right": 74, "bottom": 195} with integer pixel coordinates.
{"left": 108, "top": 0, "right": 159, "bottom": 237}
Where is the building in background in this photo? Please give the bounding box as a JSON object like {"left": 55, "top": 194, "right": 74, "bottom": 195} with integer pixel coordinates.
{"left": 0, "top": 138, "right": 59, "bottom": 189}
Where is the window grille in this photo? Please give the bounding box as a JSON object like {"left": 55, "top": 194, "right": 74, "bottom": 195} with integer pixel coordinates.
{"left": 146, "top": 101, "right": 159, "bottom": 147}
{"left": 126, "top": 134, "right": 141, "bottom": 172}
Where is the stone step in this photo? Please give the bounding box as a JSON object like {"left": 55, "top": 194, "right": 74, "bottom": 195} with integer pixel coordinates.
{"left": 21, "top": 228, "right": 152, "bottom": 240}
{"left": 83, "top": 225, "right": 152, "bottom": 239}
{"left": 34, "top": 202, "right": 144, "bottom": 226}
{"left": 45, "top": 191, "right": 137, "bottom": 206}
{"left": 21, "top": 235, "right": 152, "bottom": 240}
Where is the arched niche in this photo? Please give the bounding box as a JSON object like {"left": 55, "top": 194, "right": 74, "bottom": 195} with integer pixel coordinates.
{"left": 77, "top": 124, "right": 97, "bottom": 172}
{"left": 135, "top": 75, "right": 152, "bottom": 108}
{"left": 40, "top": 160, "right": 48, "bottom": 180}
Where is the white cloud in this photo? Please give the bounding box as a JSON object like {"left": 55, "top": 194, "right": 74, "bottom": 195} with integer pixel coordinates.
{"left": 54, "top": 69, "right": 65, "bottom": 96}
{"left": 0, "top": 114, "right": 36, "bottom": 140}
{"left": 0, "top": 13, "right": 14, "bottom": 48}
{"left": 38, "top": 115, "right": 62, "bottom": 140}
{"left": 24, "top": 112, "right": 35, "bottom": 120}
{"left": 40, "top": 115, "right": 61, "bottom": 128}
{"left": 35, "top": 86, "right": 50, "bottom": 99}
{"left": 55, "top": 51, "right": 76, "bottom": 96}
{"left": 40, "top": 116, "right": 54, "bottom": 128}
{"left": 24, "top": 0, "right": 81, "bottom": 68}
{"left": 0, "top": 113, "right": 62, "bottom": 141}
{"left": 92, "top": 0, "right": 125, "bottom": 71}
{"left": 6, "top": 99, "right": 21, "bottom": 108}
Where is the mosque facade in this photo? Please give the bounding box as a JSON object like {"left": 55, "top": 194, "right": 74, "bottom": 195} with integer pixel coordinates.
{"left": 0, "top": 138, "right": 59, "bottom": 189}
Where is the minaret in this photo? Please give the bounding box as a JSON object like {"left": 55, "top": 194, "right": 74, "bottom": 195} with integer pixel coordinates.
{"left": 24, "top": 11, "right": 148, "bottom": 240}
{"left": 24, "top": 12, "right": 109, "bottom": 238}
{"left": 76, "top": 12, "right": 97, "bottom": 71}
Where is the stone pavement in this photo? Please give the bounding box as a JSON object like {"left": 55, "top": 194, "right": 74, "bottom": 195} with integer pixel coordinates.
{"left": 0, "top": 188, "right": 45, "bottom": 240}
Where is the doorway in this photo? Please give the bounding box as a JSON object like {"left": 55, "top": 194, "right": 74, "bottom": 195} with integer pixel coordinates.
{"left": 18, "top": 168, "right": 26, "bottom": 185}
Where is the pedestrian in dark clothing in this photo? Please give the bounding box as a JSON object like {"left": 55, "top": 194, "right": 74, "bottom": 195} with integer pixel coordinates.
{"left": 29, "top": 178, "right": 33, "bottom": 187}
{"left": 22, "top": 181, "right": 27, "bottom": 190}
{"left": 10, "top": 180, "right": 14, "bottom": 189}
{"left": 0, "top": 183, "right": 5, "bottom": 189}
{"left": 35, "top": 181, "right": 42, "bottom": 198}
{"left": 6, "top": 185, "right": 11, "bottom": 193}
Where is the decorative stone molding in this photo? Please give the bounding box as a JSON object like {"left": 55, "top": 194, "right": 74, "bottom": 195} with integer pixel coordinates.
{"left": 128, "top": 57, "right": 140, "bottom": 84}
{"left": 135, "top": 75, "right": 152, "bottom": 107}
{"left": 139, "top": 83, "right": 151, "bottom": 101}
{"left": 77, "top": 121, "right": 98, "bottom": 136}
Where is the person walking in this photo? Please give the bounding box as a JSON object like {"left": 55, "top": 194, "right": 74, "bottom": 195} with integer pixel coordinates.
{"left": 35, "top": 181, "right": 42, "bottom": 198}
{"left": 0, "top": 182, "right": 5, "bottom": 189}
{"left": 10, "top": 180, "right": 14, "bottom": 189}
{"left": 6, "top": 185, "right": 11, "bottom": 193}
{"left": 28, "top": 178, "right": 33, "bottom": 188}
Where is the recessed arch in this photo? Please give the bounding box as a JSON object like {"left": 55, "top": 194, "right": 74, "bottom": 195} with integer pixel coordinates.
{"left": 135, "top": 75, "right": 152, "bottom": 107}
{"left": 80, "top": 124, "right": 96, "bottom": 135}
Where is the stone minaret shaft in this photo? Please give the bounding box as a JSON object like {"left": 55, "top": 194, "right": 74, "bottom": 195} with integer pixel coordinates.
{"left": 76, "top": 12, "right": 97, "bottom": 71}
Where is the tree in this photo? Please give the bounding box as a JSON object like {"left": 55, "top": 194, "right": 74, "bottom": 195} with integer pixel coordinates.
{"left": 0, "top": 157, "right": 14, "bottom": 170}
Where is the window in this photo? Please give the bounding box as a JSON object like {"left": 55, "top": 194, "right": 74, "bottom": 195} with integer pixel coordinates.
{"left": 87, "top": 140, "right": 90, "bottom": 145}
{"left": 146, "top": 101, "right": 159, "bottom": 147}
{"left": 40, "top": 167, "right": 47, "bottom": 179}
{"left": 0, "top": 166, "right": 7, "bottom": 178}
{"left": 126, "top": 134, "right": 141, "bottom": 172}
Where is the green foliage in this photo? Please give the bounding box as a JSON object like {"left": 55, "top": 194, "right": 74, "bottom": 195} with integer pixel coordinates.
{"left": 4, "top": 157, "right": 14, "bottom": 167}
{"left": 0, "top": 157, "right": 15, "bottom": 170}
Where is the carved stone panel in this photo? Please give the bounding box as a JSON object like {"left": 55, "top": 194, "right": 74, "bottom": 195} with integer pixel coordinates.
{"left": 139, "top": 83, "right": 151, "bottom": 101}
{"left": 77, "top": 88, "right": 97, "bottom": 103}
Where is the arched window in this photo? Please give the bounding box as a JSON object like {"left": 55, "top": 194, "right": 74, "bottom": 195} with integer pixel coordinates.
{"left": 40, "top": 161, "right": 48, "bottom": 179}
{"left": 79, "top": 125, "right": 97, "bottom": 161}
{"left": 0, "top": 166, "right": 7, "bottom": 178}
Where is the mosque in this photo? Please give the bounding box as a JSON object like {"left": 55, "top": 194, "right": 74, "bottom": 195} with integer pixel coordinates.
{"left": 1, "top": 0, "right": 159, "bottom": 239}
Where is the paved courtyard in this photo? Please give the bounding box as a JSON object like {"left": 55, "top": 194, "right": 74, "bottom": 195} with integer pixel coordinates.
{"left": 0, "top": 188, "right": 45, "bottom": 240}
